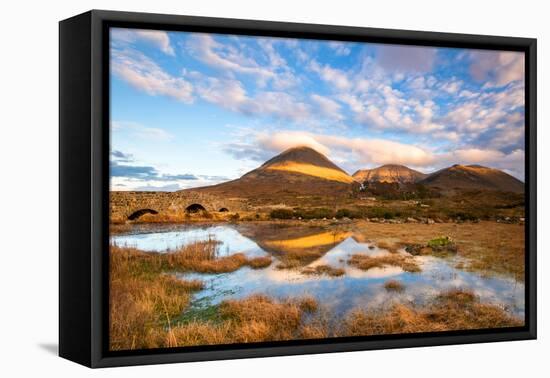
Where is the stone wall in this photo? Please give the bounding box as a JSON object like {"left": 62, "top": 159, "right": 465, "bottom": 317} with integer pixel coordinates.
{"left": 110, "top": 191, "right": 248, "bottom": 221}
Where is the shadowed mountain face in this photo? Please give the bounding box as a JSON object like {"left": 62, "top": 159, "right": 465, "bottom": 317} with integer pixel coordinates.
{"left": 192, "top": 146, "right": 355, "bottom": 197}
{"left": 353, "top": 164, "right": 427, "bottom": 185}
{"left": 420, "top": 164, "right": 524, "bottom": 193}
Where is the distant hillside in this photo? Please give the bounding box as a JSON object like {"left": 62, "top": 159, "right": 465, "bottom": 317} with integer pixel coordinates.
{"left": 353, "top": 164, "right": 427, "bottom": 185}
{"left": 192, "top": 146, "right": 355, "bottom": 197}
{"left": 420, "top": 164, "right": 524, "bottom": 193}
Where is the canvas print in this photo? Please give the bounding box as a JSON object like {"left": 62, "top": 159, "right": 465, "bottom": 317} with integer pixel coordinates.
{"left": 108, "top": 27, "right": 526, "bottom": 351}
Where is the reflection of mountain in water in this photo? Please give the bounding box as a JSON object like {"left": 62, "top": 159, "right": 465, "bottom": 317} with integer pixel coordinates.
{"left": 236, "top": 224, "right": 351, "bottom": 264}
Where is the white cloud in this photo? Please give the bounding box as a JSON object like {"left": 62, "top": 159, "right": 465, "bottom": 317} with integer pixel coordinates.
{"left": 112, "top": 121, "right": 174, "bottom": 141}
{"left": 186, "top": 34, "right": 276, "bottom": 86}
{"left": 223, "top": 129, "right": 525, "bottom": 179}
{"left": 376, "top": 44, "right": 438, "bottom": 73}
{"left": 469, "top": 50, "right": 525, "bottom": 87}
{"left": 328, "top": 41, "right": 352, "bottom": 56}
{"left": 439, "top": 148, "right": 525, "bottom": 180}
{"left": 111, "top": 49, "right": 193, "bottom": 103}
{"left": 224, "top": 129, "right": 436, "bottom": 173}
{"left": 309, "top": 60, "right": 352, "bottom": 91}
{"left": 310, "top": 94, "right": 344, "bottom": 121}
{"left": 195, "top": 77, "right": 310, "bottom": 122}
{"left": 257, "top": 131, "right": 331, "bottom": 156}
{"left": 111, "top": 28, "right": 175, "bottom": 55}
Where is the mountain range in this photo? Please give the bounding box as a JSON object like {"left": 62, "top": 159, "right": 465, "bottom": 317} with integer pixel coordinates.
{"left": 189, "top": 146, "right": 524, "bottom": 196}
{"left": 353, "top": 164, "right": 427, "bottom": 185}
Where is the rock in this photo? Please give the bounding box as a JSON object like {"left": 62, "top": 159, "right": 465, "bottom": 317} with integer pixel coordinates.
{"left": 406, "top": 217, "right": 418, "bottom": 223}
{"left": 427, "top": 218, "right": 435, "bottom": 224}
{"left": 405, "top": 244, "right": 424, "bottom": 256}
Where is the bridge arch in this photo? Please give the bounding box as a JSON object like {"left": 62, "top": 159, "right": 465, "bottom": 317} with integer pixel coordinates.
{"left": 185, "top": 203, "right": 207, "bottom": 213}
{"left": 128, "top": 208, "right": 159, "bottom": 220}
{"left": 218, "top": 207, "right": 229, "bottom": 212}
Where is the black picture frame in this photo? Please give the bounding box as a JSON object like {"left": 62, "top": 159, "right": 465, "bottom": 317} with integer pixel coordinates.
{"left": 59, "top": 9, "right": 537, "bottom": 368}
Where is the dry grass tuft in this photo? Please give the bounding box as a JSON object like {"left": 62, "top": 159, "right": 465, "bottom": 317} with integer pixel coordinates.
{"left": 301, "top": 264, "right": 345, "bottom": 277}
{"left": 298, "top": 296, "right": 319, "bottom": 313}
{"left": 161, "top": 240, "right": 273, "bottom": 273}
{"left": 348, "top": 254, "right": 421, "bottom": 273}
{"left": 247, "top": 256, "right": 273, "bottom": 269}
{"left": 376, "top": 241, "right": 400, "bottom": 253}
{"left": 384, "top": 280, "right": 405, "bottom": 292}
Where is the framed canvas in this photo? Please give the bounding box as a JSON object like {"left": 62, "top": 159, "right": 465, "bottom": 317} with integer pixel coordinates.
{"left": 59, "top": 10, "right": 537, "bottom": 368}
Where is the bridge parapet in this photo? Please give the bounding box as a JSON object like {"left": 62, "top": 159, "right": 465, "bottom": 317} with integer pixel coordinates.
{"left": 110, "top": 191, "right": 248, "bottom": 222}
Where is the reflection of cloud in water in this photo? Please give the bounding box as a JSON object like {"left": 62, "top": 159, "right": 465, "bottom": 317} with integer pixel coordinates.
{"left": 345, "top": 265, "right": 404, "bottom": 279}
{"left": 111, "top": 225, "right": 267, "bottom": 257}
{"left": 115, "top": 224, "right": 525, "bottom": 320}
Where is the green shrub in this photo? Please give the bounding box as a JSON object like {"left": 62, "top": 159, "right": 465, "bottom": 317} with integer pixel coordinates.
{"left": 335, "top": 208, "right": 353, "bottom": 219}
{"left": 269, "top": 209, "right": 294, "bottom": 219}
{"left": 427, "top": 236, "right": 453, "bottom": 248}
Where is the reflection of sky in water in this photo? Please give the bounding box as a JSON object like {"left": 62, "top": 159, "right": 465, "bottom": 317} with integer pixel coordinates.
{"left": 111, "top": 225, "right": 266, "bottom": 257}
{"left": 112, "top": 225, "right": 525, "bottom": 320}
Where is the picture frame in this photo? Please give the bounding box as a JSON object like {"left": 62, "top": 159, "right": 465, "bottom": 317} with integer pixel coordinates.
{"left": 59, "top": 9, "right": 537, "bottom": 368}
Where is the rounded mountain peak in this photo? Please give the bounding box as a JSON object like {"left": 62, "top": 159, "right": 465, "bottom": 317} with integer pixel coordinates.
{"left": 260, "top": 146, "right": 346, "bottom": 173}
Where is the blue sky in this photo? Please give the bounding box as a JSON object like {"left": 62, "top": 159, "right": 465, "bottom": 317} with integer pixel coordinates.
{"left": 110, "top": 27, "right": 525, "bottom": 191}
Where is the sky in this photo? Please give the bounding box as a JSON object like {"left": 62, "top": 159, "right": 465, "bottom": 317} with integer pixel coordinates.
{"left": 109, "top": 27, "right": 525, "bottom": 191}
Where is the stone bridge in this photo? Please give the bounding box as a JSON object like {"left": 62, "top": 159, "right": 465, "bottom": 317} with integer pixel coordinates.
{"left": 110, "top": 191, "right": 248, "bottom": 222}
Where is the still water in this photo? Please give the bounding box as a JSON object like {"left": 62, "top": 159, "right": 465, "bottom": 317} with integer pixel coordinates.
{"left": 111, "top": 224, "right": 524, "bottom": 319}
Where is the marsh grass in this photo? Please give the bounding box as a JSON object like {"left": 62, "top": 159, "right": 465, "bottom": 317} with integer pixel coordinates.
{"left": 275, "top": 250, "right": 325, "bottom": 269}
{"left": 339, "top": 289, "right": 522, "bottom": 336}
{"left": 348, "top": 254, "right": 421, "bottom": 273}
{"left": 160, "top": 295, "right": 324, "bottom": 347}
{"left": 349, "top": 221, "right": 524, "bottom": 279}
{"left": 301, "top": 264, "right": 345, "bottom": 277}
{"left": 384, "top": 280, "right": 405, "bottom": 292}
{"left": 109, "top": 242, "right": 273, "bottom": 350}
{"left": 109, "top": 246, "right": 204, "bottom": 350}
{"left": 113, "top": 239, "right": 274, "bottom": 274}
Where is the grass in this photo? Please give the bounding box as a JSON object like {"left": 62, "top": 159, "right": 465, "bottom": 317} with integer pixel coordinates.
{"left": 301, "top": 264, "right": 345, "bottom": 277}
{"left": 348, "top": 254, "right": 421, "bottom": 273}
{"left": 110, "top": 243, "right": 274, "bottom": 350}
{"left": 112, "top": 187, "right": 525, "bottom": 225}
{"left": 427, "top": 236, "right": 458, "bottom": 253}
{"left": 384, "top": 280, "right": 405, "bottom": 292}
{"left": 339, "top": 289, "right": 522, "bottom": 336}
{"left": 112, "top": 239, "right": 273, "bottom": 274}
{"left": 350, "top": 221, "right": 525, "bottom": 280}
{"left": 111, "top": 279, "right": 522, "bottom": 350}
{"left": 132, "top": 295, "right": 324, "bottom": 349}
{"left": 109, "top": 246, "right": 204, "bottom": 351}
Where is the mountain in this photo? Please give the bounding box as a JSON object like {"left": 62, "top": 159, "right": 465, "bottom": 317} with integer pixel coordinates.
{"left": 192, "top": 146, "right": 355, "bottom": 197}
{"left": 419, "top": 164, "right": 524, "bottom": 193}
{"left": 353, "top": 164, "right": 427, "bottom": 185}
